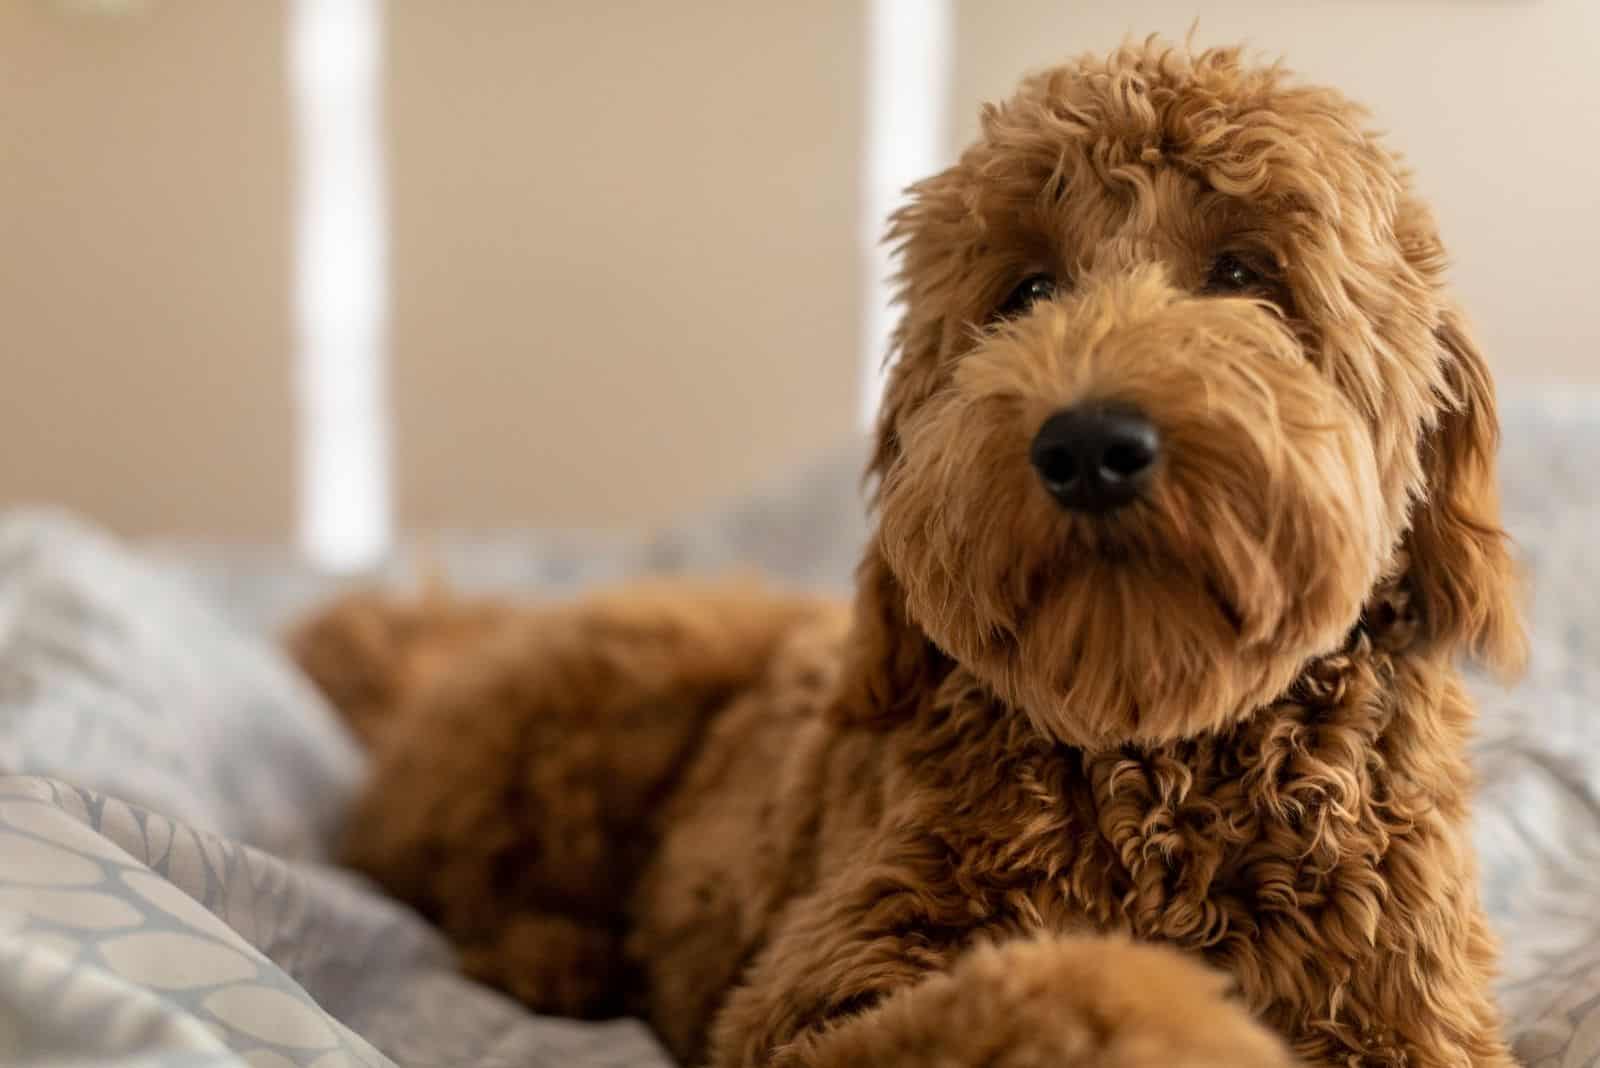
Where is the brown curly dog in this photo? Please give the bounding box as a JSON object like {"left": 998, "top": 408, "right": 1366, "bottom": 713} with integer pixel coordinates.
{"left": 291, "top": 41, "right": 1523, "bottom": 1068}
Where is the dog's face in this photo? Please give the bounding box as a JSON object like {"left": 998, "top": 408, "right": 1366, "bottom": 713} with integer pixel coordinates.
{"left": 852, "top": 43, "right": 1522, "bottom": 748}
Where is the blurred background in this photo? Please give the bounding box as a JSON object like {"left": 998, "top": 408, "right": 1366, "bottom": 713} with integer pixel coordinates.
{"left": 3, "top": 0, "right": 1597, "bottom": 572}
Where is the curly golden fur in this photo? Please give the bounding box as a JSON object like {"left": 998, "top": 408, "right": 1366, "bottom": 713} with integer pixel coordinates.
{"left": 291, "top": 41, "right": 1523, "bottom": 1068}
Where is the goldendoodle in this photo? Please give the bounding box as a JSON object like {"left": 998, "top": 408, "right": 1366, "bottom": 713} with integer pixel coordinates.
{"left": 292, "top": 40, "right": 1522, "bottom": 1068}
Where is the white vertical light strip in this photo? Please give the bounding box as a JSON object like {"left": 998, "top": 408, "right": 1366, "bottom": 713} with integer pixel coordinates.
{"left": 289, "top": 0, "right": 390, "bottom": 572}
{"left": 859, "top": 0, "right": 954, "bottom": 429}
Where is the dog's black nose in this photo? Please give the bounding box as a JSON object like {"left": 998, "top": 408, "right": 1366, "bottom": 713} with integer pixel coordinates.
{"left": 1029, "top": 405, "right": 1160, "bottom": 513}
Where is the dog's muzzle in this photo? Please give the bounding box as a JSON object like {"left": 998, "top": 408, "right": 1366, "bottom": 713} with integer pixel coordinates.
{"left": 1029, "top": 404, "right": 1161, "bottom": 514}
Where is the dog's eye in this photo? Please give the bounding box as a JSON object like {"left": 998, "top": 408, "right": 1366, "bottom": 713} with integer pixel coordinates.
{"left": 995, "top": 274, "right": 1056, "bottom": 319}
{"left": 1204, "top": 253, "right": 1263, "bottom": 294}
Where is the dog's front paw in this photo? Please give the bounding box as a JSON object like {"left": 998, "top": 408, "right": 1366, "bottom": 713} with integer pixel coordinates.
{"left": 778, "top": 935, "right": 1297, "bottom": 1068}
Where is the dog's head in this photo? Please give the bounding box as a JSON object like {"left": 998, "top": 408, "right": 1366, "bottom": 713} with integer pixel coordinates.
{"left": 845, "top": 42, "right": 1522, "bottom": 749}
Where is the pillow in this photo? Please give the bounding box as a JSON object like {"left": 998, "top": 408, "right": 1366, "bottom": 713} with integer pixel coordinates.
{"left": 0, "top": 509, "right": 363, "bottom": 860}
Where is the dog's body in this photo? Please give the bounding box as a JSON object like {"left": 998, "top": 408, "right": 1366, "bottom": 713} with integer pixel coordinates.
{"left": 293, "top": 43, "right": 1521, "bottom": 1067}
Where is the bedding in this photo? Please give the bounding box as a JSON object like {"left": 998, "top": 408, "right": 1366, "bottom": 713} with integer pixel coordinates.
{"left": 0, "top": 512, "right": 673, "bottom": 1068}
{"left": 0, "top": 511, "right": 362, "bottom": 860}
{"left": 0, "top": 776, "right": 669, "bottom": 1068}
{"left": 1, "top": 383, "right": 1597, "bottom": 1067}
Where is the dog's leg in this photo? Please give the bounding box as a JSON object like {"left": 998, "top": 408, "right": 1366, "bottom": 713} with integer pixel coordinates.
{"left": 332, "top": 581, "right": 828, "bottom": 1016}
{"left": 707, "top": 851, "right": 1274, "bottom": 1067}
{"left": 769, "top": 934, "right": 1295, "bottom": 1068}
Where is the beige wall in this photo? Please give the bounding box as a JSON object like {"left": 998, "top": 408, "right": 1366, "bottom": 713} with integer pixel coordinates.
{"left": 0, "top": 1, "right": 862, "bottom": 540}
{"left": 387, "top": 1, "right": 862, "bottom": 529}
{"left": 1, "top": 3, "right": 1594, "bottom": 543}
{"left": 950, "top": 0, "right": 1600, "bottom": 383}
{"left": 0, "top": 1, "right": 295, "bottom": 540}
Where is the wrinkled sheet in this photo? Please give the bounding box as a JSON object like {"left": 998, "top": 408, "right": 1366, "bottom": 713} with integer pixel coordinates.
{"left": 0, "top": 512, "right": 673, "bottom": 1068}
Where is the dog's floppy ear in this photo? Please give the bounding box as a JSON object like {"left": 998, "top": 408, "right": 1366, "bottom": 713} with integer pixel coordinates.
{"left": 867, "top": 315, "right": 948, "bottom": 487}
{"left": 1402, "top": 305, "right": 1525, "bottom": 675}
{"left": 829, "top": 541, "right": 948, "bottom": 728}
{"left": 867, "top": 164, "right": 972, "bottom": 485}
{"left": 833, "top": 165, "right": 967, "bottom": 726}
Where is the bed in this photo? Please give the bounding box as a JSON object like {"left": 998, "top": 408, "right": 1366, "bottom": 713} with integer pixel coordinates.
{"left": 1, "top": 384, "right": 1596, "bottom": 1067}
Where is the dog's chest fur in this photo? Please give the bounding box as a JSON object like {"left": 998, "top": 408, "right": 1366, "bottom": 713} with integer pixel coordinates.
{"left": 636, "top": 613, "right": 1495, "bottom": 1065}
{"left": 873, "top": 640, "right": 1489, "bottom": 1062}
